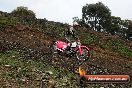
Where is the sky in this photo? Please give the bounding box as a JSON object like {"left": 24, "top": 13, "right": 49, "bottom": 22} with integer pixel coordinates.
{"left": 0, "top": 0, "right": 132, "bottom": 24}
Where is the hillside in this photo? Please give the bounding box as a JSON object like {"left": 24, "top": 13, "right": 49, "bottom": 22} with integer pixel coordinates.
{"left": 0, "top": 11, "right": 132, "bottom": 87}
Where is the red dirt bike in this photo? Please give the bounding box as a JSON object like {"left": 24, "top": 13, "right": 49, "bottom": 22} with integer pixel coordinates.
{"left": 52, "top": 39, "right": 91, "bottom": 61}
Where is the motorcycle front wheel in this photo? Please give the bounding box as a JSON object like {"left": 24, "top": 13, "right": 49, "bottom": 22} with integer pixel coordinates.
{"left": 76, "top": 47, "right": 90, "bottom": 61}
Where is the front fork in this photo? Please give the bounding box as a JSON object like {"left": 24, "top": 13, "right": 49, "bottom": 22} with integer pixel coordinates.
{"left": 78, "top": 46, "right": 90, "bottom": 56}
{"left": 78, "top": 46, "right": 83, "bottom": 55}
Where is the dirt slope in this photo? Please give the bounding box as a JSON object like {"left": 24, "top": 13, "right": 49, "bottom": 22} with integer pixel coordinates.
{"left": 0, "top": 25, "right": 132, "bottom": 84}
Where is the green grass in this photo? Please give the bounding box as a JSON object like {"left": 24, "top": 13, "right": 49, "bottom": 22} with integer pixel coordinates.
{"left": 80, "top": 33, "right": 100, "bottom": 46}
{"left": 106, "top": 39, "right": 132, "bottom": 56}
{"left": 0, "top": 50, "right": 77, "bottom": 88}
{"left": 97, "top": 38, "right": 132, "bottom": 57}
{"left": 0, "top": 48, "right": 131, "bottom": 88}
{"left": 81, "top": 36, "right": 94, "bottom": 44}
{"left": 0, "top": 16, "right": 18, "bottom": 26}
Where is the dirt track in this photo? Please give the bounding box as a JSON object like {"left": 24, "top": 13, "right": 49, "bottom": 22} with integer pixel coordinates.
{"left": 0, "top": 27, "right": 132, "bottom": 83}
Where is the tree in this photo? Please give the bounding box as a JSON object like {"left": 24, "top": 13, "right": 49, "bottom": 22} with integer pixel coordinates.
{"left": 72, "top": 17, "right": 87, "bottom": 27}
{"left": 108, "top": 16, "right": 121, "bottom": 35}
{"left": 11, "top": 6, "right": 36, "bottom": 22}
{"left": 127, "top": 22, "right": 132, "bottom": 40}
{"left": 82, "top": 2, "right": 111, "bottom": 31}
{"left": 122, "top": 20, "right": 132, "bottom": 39}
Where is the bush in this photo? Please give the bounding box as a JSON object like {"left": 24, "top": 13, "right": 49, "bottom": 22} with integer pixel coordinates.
{"left": 11, "top": 6, "right": 36, "bottom": 22}
{"left": 0, "top": 17, "right": 18, "bottom": 27}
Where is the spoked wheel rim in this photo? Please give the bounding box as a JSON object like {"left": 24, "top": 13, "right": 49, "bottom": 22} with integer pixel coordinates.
{"left": 76, "top": 47, "right": 90, "bottom": 61}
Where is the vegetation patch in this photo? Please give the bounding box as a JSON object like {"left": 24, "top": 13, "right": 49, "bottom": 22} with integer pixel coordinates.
{"left": 0, "top": 50, "right": 78, "bottom": 88}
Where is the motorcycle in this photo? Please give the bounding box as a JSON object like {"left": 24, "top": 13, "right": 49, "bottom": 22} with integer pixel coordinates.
{"left": 52, "top": 39, "right": 91, "bottom": 61}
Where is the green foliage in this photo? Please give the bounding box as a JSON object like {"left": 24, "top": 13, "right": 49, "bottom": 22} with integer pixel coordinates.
{"left": 81, "top": 2, "right": 132, "bottom": 40}
{"left": 0, "top": 50, "right": 77, "bottom": 87}
{"left": 100, "top": 44, "right": 109, "bottom": 49}
{"left": 81, "top": 36, "right": 94, "bottom": 44}
{"left": 82, "top": 2, "right": 111, "bottom": 31}
{"left": 126, "top": 21, "right": 132, "bottom": 39}
{"left": 0, "top": 16, "right": 18, "bottom": 27}
{"left": 118, "top": 46, "right": 132, "bottom": 56}
{"left": 0, "top": 50, "right": 19, "bottom": 66}
{"left": 11, "top": 6, "right": 36, "bottom": 22}
{"left": 11, "top": 6, "right": 35, "bottom": 17}
{"left": 105, "top": 39, "right": 132, "bottom": 56}
{"left": 80, "top": 34, "right": 99, "bottom": 45}
{"left": 44, "top": 21, "right": 66, "bottom": 39}
{"left": 108, "top": 16, "right": 121, "bottom": 35}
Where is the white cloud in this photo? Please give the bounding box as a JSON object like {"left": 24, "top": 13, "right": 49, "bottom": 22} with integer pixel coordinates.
{"left": 0, "top": 0, "right": 132, "bottom": 24}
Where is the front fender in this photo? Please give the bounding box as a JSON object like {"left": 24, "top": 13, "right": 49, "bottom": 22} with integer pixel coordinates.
{"left": 81, "top": 46, "right": 90, "bottom": 51}
{"left": 79, "top": 45, "right": 91, "bottom": 58}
